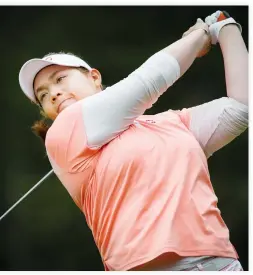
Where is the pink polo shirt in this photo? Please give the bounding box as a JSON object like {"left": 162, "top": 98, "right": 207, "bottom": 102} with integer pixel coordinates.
{"left": 45, "top": 52, "right": 248, "bottom": 270}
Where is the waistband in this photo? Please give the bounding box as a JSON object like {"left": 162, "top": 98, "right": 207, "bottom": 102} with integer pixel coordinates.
{"left": 155, "top": 256, "right": 239, "bottom": 271}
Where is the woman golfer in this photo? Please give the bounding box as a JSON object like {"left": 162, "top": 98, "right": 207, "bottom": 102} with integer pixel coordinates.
{"left": 18, "top": 11, "right": 248, "bottom": 271}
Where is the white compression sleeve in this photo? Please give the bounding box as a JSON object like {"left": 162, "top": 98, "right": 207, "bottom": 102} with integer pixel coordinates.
{"left": 189, "top": 97, "right": 248, "bottom": 158}
{"left": 81, "top": 52, "right": 180, "bottom": 148}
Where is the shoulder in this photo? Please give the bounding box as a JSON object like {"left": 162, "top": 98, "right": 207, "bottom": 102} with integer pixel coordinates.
{"left": 45, "top": 101, "right": 90, "bottom": 170}
{"left": 46, "top": 101, "right": 83, "bottom": 145}
{"left": 154, "top": 108, "right": 191, "bottom": 128}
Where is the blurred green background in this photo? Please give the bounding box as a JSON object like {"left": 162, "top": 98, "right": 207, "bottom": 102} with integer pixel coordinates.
{"left": 0, "top": 5, "right": 248, "bottom": 271}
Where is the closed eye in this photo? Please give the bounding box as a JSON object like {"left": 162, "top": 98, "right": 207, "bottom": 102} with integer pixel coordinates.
{"left": 56, "top": 76, "right": 66, "bottom": 83}
{"left": 39, "top": 92, "right": 48, "bottom": 102}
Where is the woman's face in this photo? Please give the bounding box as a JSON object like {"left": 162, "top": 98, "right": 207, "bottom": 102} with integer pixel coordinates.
{"left": 33, "top": 65, "right": 102, "bottom": 120}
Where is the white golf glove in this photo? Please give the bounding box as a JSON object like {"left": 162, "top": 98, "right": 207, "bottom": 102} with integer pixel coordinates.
{"left": 205, "top": 10, "right": 242, "bottom": 45}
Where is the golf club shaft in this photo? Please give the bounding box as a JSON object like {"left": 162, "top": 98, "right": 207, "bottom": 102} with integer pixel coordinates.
{"left": 0, "top": 169, "right": 54, "bottom": 221}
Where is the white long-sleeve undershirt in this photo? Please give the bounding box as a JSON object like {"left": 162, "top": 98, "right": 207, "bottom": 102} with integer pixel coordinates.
{"left": 78, "top": 51, "right": 248, "bottom": 157}
{"left": 82, "top": 52, "right": 180, "bottom": 148}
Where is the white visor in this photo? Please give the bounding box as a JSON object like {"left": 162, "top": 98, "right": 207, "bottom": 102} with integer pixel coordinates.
{"left": 19, "top": 53, "right": 92, "bottom": 104}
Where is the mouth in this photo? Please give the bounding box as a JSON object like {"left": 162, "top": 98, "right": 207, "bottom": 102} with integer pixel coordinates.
{"left": 57, "top": 98, "right": 76, "bottom": 113}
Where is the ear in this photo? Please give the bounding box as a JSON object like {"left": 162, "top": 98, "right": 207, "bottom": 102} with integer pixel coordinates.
{"left": 90, "top": 69, "right": 102, "bottom": 91}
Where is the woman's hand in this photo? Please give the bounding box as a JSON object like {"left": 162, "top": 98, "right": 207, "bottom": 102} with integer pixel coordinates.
{"left": 182, "top": 18, "right": 211, "bottom": 58}
{"left": 205, "top": 10, "right": 242, "bottom": 44}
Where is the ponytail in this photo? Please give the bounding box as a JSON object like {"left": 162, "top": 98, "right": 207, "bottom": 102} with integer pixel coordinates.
{"left": 31, "top": 119, "right": 51, "bottom": 143}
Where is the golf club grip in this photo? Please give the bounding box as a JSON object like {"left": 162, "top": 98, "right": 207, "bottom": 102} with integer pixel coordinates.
{"left": 217, "top": 11, "right": 230, "bottom": 21}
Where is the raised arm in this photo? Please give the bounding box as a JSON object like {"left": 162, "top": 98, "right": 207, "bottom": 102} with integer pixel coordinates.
{"left": 219, "top": 25, "right": 248, "bottom": 105}
{"left": 175, "top": 12, "right": 248, "bottom": 158}
{"left": 81, "top": 21, "right": 211, "bottom": 148}
{"left": 162, "top": 22, "right": 210, "bottom": 76}
{"left": 205, "top": 11, "right": 248, "bottom": 105}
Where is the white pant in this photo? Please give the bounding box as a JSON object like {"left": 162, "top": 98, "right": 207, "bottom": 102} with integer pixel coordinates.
{"left": 156, "top": 256, "right": 243, "bottom": 271}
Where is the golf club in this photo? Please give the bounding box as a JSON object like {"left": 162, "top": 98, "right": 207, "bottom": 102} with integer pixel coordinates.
{"left": 0, "top": 169, "right": 54, "bottom": 221}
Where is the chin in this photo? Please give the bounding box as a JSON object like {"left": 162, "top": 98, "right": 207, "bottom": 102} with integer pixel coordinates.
{"left": 58, "top": 98, "right": 77, "bottom": 114}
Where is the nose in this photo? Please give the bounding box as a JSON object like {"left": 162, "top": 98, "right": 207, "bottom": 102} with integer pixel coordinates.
{"left": 50, "top": 89, "right": 63, "bottom": 103}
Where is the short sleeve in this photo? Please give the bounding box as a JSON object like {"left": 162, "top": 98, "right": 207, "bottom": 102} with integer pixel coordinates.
{"left": 45, "top": 101, "right": 100, "bottom": 173}
{"left": 172, "top": 97, "right": 248, "bottom": 158}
